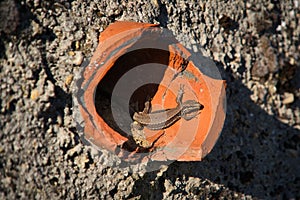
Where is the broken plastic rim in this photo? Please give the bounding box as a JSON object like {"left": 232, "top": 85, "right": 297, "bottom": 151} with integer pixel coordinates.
{"left": 72, "top": 21, "right": 226, "bottom": 172}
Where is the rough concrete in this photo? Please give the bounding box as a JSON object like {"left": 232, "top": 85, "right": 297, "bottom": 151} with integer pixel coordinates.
{"left": 0, "top": 0, "right": 299, "bottom": 199}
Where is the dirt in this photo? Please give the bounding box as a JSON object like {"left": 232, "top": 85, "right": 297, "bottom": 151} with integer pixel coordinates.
{"left": 0, "top": 0, "right": 299, "bottom": 199}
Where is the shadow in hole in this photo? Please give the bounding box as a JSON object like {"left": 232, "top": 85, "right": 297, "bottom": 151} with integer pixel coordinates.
{"left": 95, "top": 48, "right": 176, "bottom": 143}
{"left": 130, "top": 61, "right": 299, "bottom": 199}
{"left": 95, "top": 48, "right": 172, "bottom": 151}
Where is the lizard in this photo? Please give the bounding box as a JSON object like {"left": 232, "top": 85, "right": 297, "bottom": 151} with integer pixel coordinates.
{"left": 133, "top": 99, "right": 203, "bottom": 130}
{"left": 130, "top": 85, "right": 203, "bottom": 148}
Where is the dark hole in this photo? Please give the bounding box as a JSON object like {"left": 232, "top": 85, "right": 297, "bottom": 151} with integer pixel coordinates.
{"left": 95, "top": 48, "right": 169, "bottom": 140}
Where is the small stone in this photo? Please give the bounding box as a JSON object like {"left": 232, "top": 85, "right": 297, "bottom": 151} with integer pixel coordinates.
{"left": 282, "top": 92, "right": 294, "bottom": 104}
{"left": 75, "top": 41, "right": 80, "bottom": 50}
{"left": 74, "top": 154, "right": 90, "bottom": 169}
{"left": 2, "top": 177, "right": 12, "bottom": 186}
{"left": 25, "top": 69, "right": 33, "bottom": 79}
{"left": 200, "top": 34, "right": 207, "bottom": 46}
{"left": 267, "top": 3, "right": 274, "bottom": 11}
{"left": 7, "top": 77, "right": 14, "bottom": 85}
{"left": 152, "top": 0, "right": 159, "bottom": 7}
{"left": 278, "top": 117, "right": 289, "bottom": 124}
{"left": 65, "top": 74, "right": 73, "bottom": 86}
{"left": 268, "top": 84, "right": 277, "bottom": 95}
{"left": 164, "top": 179, "right": 175, "bottom": 196}
{"left": 68, "top": 51, "right": 75, "bottom": 56}
{"left": 290, "top": 57, "right": 295, "bottom": 65}
{"left": 72, "top": 51, "right": 84, "bottom": 65}
{"left": 251, "top": 59, "right": 269, "bottom": 77}
{"left": 257, "top": 85, "right": 267, "bottom": 101}
{"left": 57, "top": 115, "right": 63, "bottom": 126}
{"left": 31, "top": 20, "right": 42, "bottom": 36}
{"left": 57, "top": 128, "right": 73, "bottom": 148}
{"left": 156, "top": 165, "right": 168, "bottom": 179}
{"left": 30, "top": 89, "right": 39, "bottom": 100}
{"left": 66, "top": 145, "right": 82, "bottom": 157}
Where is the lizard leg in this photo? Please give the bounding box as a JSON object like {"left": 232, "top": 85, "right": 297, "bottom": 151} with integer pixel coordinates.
{"left": 142, "top": 100, "right": 151, "bottom": 114}
{"left": 176, "top": 84, "right": 185, "bottom": 106}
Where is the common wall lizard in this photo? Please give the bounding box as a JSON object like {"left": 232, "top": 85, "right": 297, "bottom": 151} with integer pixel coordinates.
{"left": 133, "top": 99, "right": 203, "bottom": 130}
{"left": 130, "top": 85, "right": 203, "bottom": 148}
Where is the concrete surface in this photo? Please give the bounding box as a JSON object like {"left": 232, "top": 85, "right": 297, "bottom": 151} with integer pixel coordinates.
{"left": 0, "top": 0, "right": 299, "bottom": 199}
